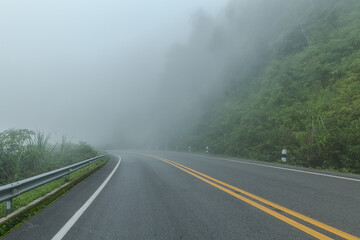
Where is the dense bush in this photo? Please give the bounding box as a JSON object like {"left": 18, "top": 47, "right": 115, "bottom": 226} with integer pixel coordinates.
{"left": 166, "top": 1, "right": 360, "bottom": 173}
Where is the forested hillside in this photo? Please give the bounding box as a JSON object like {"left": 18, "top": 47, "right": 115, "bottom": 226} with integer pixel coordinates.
{"left": 160, "top": 0, "right": 360, "bottom": 173}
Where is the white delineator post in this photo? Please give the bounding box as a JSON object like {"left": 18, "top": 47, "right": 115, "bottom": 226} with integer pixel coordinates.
{"left": 282, "top": 149, "right": 287, "bottom": 163}
{"left": 6, "top": 199, "right": 12, "bottom": 215}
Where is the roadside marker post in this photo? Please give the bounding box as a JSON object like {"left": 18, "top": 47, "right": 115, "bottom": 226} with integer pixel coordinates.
{"left": 282, "top": 149, "right": 287, "bottom": 163}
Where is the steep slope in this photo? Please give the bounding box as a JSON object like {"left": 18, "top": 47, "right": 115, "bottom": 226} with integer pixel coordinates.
{"left": 161, "top": 0, "right": 360, "bottom": 172}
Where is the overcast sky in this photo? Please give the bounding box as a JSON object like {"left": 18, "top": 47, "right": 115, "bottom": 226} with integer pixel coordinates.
{"left": 0, "top": 0, "right": 229, "bottom": 145}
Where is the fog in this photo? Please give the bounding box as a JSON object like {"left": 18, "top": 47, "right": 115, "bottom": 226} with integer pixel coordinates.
{"left": 0, "top": 0, "right": 227, "bottom": 146}
{"left": 0, "top": 0, "right": 312, "bottom": 148}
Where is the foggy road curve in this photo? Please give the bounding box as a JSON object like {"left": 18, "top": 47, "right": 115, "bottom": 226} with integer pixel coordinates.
{"left": 3, "top": 152, "right": 360, "bottom": 240}
{"left": 2, "top": 1, "right": 360, "bottom": 239}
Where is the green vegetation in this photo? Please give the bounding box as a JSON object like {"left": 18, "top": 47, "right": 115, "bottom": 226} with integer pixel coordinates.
{"left": 0, "top": 128, "right": 98, "bottom": 185}
{"left": 0, "top": 128, "right": 106, "bottom": 236}
{"left": 0, "top": 158, "right": 108, "bottom": 236}
{"left": 167, "top": 1, "right": 360, "bottom": 173}
{"left": 0, "top": 160, "right": 105, "bottom": 218}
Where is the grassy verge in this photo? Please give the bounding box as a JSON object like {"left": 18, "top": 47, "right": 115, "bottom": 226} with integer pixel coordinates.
{"left": 0, "top": 157, "right": 109, "bottom": 237}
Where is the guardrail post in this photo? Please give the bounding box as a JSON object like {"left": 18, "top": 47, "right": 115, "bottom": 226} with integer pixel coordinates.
{"left": 66, "top": 168, "right": 71, "bottom": 182}
{"left": 6, "top": 199, "right": 12, "bottom": 215}
{"left": 0, "top": 155, "right": 106, "bottom": 210}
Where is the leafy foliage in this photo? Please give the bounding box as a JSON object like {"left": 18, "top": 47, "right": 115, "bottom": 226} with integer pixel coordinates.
{"left": 167, "top": 0, "right": 360, "bottom": 173}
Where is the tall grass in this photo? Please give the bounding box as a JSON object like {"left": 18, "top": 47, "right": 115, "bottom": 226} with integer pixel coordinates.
{"left": 0, "top": 128, "right": 98, "bottom": 186}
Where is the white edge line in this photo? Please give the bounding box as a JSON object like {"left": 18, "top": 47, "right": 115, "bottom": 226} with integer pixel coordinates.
{"left": 52, "top": 156, "right": 121, "bottom": 240}
{"left": 206, "top": 156, "right": 360, "bottom": 182}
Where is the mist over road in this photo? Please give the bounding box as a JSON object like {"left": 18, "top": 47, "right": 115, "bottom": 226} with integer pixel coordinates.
{"left": 4, "top": 151, "right": 360, "bottom": 239}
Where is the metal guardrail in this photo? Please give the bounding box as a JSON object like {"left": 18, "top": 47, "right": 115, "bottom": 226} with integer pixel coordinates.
{"left": 0, "top": 154, "right": 106, "bottom": 215}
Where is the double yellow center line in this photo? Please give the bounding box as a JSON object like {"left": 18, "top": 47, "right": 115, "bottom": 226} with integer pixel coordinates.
{"left": 143, "top": 154, "right": 359, "bottom": 240}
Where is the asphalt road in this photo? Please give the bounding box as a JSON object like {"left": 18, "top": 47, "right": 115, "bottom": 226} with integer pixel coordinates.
{"left": 3, "top": 151, "right": 360, "bottom": 240}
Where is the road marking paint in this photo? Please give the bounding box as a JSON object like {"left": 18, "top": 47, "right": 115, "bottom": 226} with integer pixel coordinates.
{"left": 52, "top": 156, "right": 121, "bottom": 240}
{"left": 166, "top": 158, "right": 360, "bottom": 240}
{"left": 162, "top": 159, "right": 333, "bottom": 240}
{"left": 142, "top": 153, "right": 360, "bottom": 240}
{"left": 201, "top": 155, "right": 360, "bottom": 182}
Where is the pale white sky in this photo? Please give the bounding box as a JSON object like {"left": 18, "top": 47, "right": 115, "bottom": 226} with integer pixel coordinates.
{"left": 0, "top": 0, "right": 230, "bottom": 144}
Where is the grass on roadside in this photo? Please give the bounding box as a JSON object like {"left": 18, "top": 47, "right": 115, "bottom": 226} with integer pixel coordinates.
{"left": 0, "top": 158, "right": 106, "bottom": 218}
